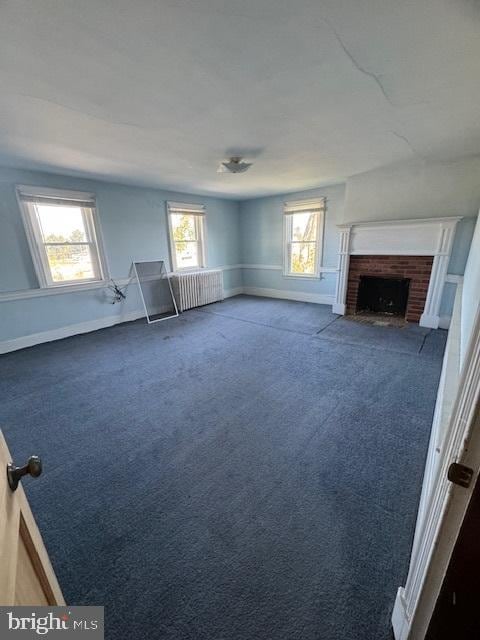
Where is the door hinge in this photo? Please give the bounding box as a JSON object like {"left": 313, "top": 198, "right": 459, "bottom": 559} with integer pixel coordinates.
{"left": 447, "top": 462, "right": 474, "bottom": 488}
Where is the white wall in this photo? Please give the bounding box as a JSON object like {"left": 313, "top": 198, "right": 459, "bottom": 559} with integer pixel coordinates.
{"left": 344, "top": 156, "right": 480, "bottom": 223}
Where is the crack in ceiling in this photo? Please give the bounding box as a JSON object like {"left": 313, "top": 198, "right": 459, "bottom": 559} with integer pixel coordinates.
{"left": 324, "top": 19, "right": 395, "bottom": 108}
{"left": 391, "top": 131, "right": 422, "bottom": 158}
{"left": 0, "top": 0, "right": 478, "bottom": 197}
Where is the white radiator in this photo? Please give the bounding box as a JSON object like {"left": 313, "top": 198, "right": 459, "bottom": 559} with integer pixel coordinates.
{"left": 171, "top": 269, "right": 224, "bottom": 312}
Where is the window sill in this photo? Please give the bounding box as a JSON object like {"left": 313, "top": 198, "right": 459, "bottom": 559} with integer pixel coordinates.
{"left": 283, "top": 273, "right": 322, "bottom": 280}
{"left": 173, "top": 267, "right": 206, "bottom": 273}
{"left": 44, "top": 278, "right": 106, "bottom": 289}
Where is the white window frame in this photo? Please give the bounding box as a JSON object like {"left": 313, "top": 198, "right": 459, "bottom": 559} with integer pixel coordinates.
{"left": 283, "top": 198, "right": 325, "bottom": 279}
{"left": 16, "top": 185, "right": 109, "bottom": 289}
{"left": 166, "top": 202, "right": 207, "bottom": 272}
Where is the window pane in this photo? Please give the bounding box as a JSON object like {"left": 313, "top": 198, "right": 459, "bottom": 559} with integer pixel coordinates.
{"left": 45, "top": 244, "right": 95, "bottom": 282}
{"left": 290, "top": 212, "right": 317, "bottom": 242}
{"left": 36, "top": 205, "right": 88, "bottom": 242}
{"left": 175, "top": 241, "right": 199, "bottom": 269}
{"left": 290, "top": 242, "right": 317, "bottom": 275}
{"left": 171, "top": 213, "right": 197, "bottom": 242}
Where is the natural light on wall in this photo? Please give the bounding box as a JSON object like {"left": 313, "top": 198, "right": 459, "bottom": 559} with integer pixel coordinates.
{"left": 283, "top": 198, "right": 325, "bottom": 277}
{"left": 17, "top": 187, "right": 106, "bottom": 288}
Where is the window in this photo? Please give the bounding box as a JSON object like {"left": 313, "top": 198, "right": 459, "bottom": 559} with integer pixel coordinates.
{"left": 17, "top": 186, "right": 107, "bottom": 288}
{"left": 283, "top": 198, "right": 325, "bottom": 278}
{"left": 167, "top": 202, "right": 206, "bottom": 271}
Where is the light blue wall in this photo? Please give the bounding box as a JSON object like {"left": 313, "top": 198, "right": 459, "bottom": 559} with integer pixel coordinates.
{"left": 239, "top": 183, "right": 345, "bottom": 299}
{"left": 238, "top": 180, "right": 477, "bottom": 317}
{"left": 1, "top": 161, "right": 478, "bottom": 345}
{"left": 0, "top": 167, "right": 241, "bottom": 341}
{"left": 439, "top": 216, "right": 478, "bottom": 318}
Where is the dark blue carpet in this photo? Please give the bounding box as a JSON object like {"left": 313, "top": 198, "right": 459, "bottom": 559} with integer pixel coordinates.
{"left": 0, "top": 296, "right": 446, "bottom": 640}
{"left": 203, "top": 294, "right": 338, "bottom": 334}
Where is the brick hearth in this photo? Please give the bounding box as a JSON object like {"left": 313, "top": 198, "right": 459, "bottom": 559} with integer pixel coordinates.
{"left": 346, "top": 255, "right": 434, "bottom": 323}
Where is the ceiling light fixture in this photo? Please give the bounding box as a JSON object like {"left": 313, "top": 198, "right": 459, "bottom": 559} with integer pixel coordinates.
{"left": 218, "top": 156, "right": 252, "bottom": 174}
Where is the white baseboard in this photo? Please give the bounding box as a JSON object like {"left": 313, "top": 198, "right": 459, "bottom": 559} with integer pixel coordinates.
{"left": 392, "top": 587, "right": 410, "bottom": 640}
{"left": 0, "top": 309, "right": 147, "bottom": 355}
{"left": 332, "top": 302, "right": 346, "bottom": 315}
{"left": 0, "top": 290, "right": 242, "bottom": 354}
{"left": 224, "top": 287, "right": 244, "bottom": 298}
{"left": 242, "top": 286, "right": 334, "bottom": 306}
{"left": 0, "top": 286, "right": 332, "bottom": 354}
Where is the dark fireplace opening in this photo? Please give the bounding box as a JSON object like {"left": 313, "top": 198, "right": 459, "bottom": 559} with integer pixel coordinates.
{"left": 356, "top": 275, "right": 411, "bottom": 317}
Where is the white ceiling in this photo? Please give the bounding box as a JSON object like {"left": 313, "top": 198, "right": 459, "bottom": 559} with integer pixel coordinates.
{"left": 0, "top": 0, "right": 479, "bottom": 198}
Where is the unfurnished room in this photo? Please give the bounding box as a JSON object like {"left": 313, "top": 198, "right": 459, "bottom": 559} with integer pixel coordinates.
{"left": 1, "top": 2, "right": 480, "bottom": 639}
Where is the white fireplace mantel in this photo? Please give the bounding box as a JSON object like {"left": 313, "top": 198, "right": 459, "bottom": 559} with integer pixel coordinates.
{"left": 333, "top": 216, "right": 463, "bottom": 328}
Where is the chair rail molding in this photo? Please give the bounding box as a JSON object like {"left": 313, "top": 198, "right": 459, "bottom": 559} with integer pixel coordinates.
{"left": 332, "top": 217, "right": 462, "bottom": 328}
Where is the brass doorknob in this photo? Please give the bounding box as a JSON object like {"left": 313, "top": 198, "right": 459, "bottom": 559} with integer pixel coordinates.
{"left": 7, "top": 456, "right": 42, "bottom": 492}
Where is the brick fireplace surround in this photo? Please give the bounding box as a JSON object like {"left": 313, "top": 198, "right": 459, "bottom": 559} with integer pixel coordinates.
{"left": 346, "top": 255, "right": 434, "bottom": 323}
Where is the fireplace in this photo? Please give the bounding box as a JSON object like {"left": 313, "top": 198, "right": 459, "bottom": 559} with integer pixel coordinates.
{"left": 346, "top": 255, "right": 434, "bottom": 323}
{"left": 333, "top": 217, "right": 462, "bottom": 328}
{"left": 357, "top": 276, "right": 411, "bottom": 317}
